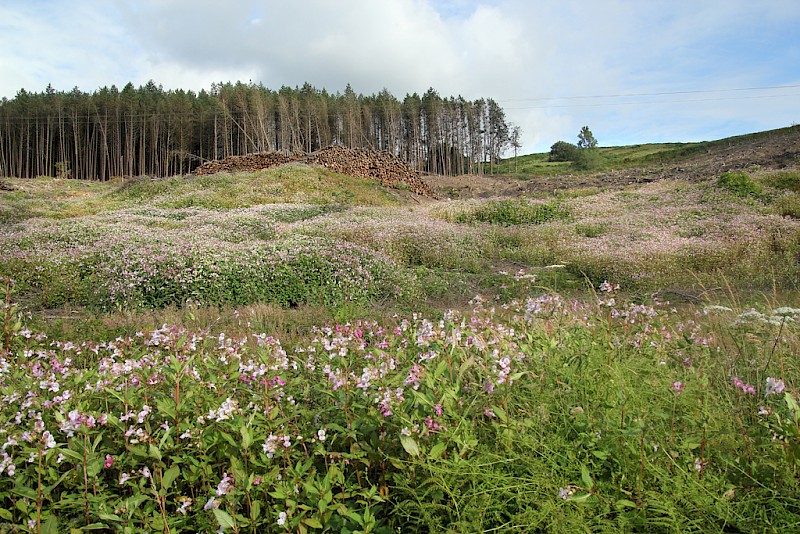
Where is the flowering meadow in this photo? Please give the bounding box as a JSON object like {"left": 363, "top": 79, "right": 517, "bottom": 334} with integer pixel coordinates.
{"left": 1, "top": 169, "right": 800, "bottom": 531}
{"left": 2, "top": 278, "right": 800, "bottom": 532}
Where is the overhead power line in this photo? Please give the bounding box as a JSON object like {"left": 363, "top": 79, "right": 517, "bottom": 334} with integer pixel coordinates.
{"left": 497, "top": 83, "right": 800, "bottom": 103}
{"left": 504, "top": 91, "right": 800, "bottom": 110}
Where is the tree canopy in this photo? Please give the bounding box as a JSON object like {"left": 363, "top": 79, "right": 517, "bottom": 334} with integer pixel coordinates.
{"left": 577, "top": 126, "right": 598, "bottom": 149}
{"left": 0, "top": 81, "right": 515, "bottom": 180}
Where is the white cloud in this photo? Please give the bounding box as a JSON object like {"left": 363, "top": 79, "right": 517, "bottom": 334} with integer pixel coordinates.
{"left": 0, "top": 1, "right": 138, "bottom": 95}
{"left": 1, "top": 0, "right": 798, "bottom": 153}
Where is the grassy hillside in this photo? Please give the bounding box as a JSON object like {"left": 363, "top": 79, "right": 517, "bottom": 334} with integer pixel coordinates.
{"left": 0, "top": 163, "right": 400, "bottom": 224}
{"left": 491, "top": 125, "right": 800, "bottom": 176}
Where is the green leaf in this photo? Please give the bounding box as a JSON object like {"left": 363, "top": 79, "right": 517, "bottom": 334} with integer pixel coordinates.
{"left": 681, "top": 437, "right": 702, "bottom": 450}
{"left": 98, "top": 512, "right": 124, "bottom": 522}
{"left": 434, "top": 360, "right": 449, "bottom": 380}
{"left": 91, "top": 432, "right": 105, "bottom": 452}
{"left": 400, "top": 435, "right": 420, "bottom": 457}
{"left": 220, "top": 432, "right": 238, "bottom": 448}
{"left": 44, "top": 467, "right": 73, "bottom": 494}
{"left": 509, "top": 371, "right": 526, "bottom": 382}
{"left": 56, "top": 448, "right": 84, "bottom": 464}
{"left": 492, "top": 405, "right": 508, "bottom": 423}
{"left": 129, "top": 445, "right": 148, "bottom": 459}
{"left": 429, "top": 442, "right": 446, "bottom": 460}
{"left": 303, "top": 517, "right": 324, "bottom": 529}
{"left": 125, "top": 495, "right": 148, "bottom": 518}
{"left": 0, "top": 508, "right": 11, "bottom": 520}
{"left": 11, "top": 484, "right": 37, "bottom": 500}
{"left": 389, "top": 458, "right": 405, "bottom": 470}
{"left": 616, "top": 499, "right": 638, "bottom": 509}
{"left": 457, "top": 356, "right": 476, "bottom": 384}
{"left": 580, "top": 464, "right": 594, "bottom": 490}
{"left": 240, "top": 425, "right": 253, "bottom": 449}
{"left": 162, "top": 465, "right": 180, "bottom": 490}
{"left": 785, "top": 392, "right": 800, "bottom": 419}
{"left": 213, "top": 509, "right": 236, "bottom": 530}
{"left": 41, "top": 515, "right": 59, "bottom": 534}
{"left": 159, "top": 425, "right": 172, "bottom": 448}
{"left": 250, "top": 501, "right": 261, "bottom": 521}
{"left": 83, "top": 523, "right": 110, "bottom": 530}
{"left": 148, "top": 444, "right": 162, "bottom": 461}
{"left": 346, "top": 510, "right": 365, "bottom": 527}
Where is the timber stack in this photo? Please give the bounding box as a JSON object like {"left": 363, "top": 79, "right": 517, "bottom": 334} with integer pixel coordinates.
{"left": 192, "top": 146, "right": 436, "bottom": 198}
{"left": 192, "top": 152, "right": 299, "bottom": 175}
{"left": 304, "top": 146, "right": 435, "bottom": 197}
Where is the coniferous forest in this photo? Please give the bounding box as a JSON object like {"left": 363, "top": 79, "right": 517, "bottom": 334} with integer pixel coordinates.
{"left": 0, "top": 81, "right": 514, "bottom": 181}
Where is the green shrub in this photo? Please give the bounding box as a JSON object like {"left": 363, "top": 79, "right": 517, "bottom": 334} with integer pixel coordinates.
{"left": 574, "top": 222, "right": 607, "bottom": 238}
{"left": 549, "top": 141, "right": 580, "bottom": 162}
{"left": 717, "top": 171, "right": 761, "bottom": 197}
{"left": 572, "top": 148, "right": 604, "bottom": 171}
{"left": 762, "top": 170, "right": 800, "bottom": 192}
{"left": 548, "top": 140, "right": 603, "bottom": 170}
{"left": 456, "top": 199, "right": 571, "bottom": 226}
{"left": 776, "top": 192, "right": 800, "bottom": 218}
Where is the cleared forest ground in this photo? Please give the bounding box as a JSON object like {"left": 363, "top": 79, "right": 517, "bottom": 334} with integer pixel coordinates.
{"left": 1, "top": 127, "right": 800, "bottom": 532}
{"left": 430, "top": 124, "right": 800, "bottom": 198}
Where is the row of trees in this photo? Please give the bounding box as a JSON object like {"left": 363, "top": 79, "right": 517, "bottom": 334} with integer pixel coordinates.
{"left": 0, "top": 81, "right": 516, "bottom": 181}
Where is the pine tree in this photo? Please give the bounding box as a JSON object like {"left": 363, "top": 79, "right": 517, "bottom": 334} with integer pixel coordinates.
{"left": 577, "top": 126, "right": 597, "bottom": 149}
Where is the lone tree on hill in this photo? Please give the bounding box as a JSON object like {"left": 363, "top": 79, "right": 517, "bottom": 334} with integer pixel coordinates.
{"left": 577, "top": 126, "right": 598, "bottom": 149}
{"left": 549, "top": 140, "right": 579, "bottom": 162}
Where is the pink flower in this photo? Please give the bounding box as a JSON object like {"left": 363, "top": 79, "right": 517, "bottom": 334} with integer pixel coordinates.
{"left": 730, "top": 376, "right": 755, "bottom": 395}
{"left": 177, "top": 497, "right": 192, "bottom": 515}
{"left": 766, "top": 377, "right": 785, "bottom": 396}
{"left": 277, "top": 511, "right": 287, "bottom": 526}
{"left": 671, "top": 381, "right": 685, "bottom": 393}
{"left": 216, "top": 472, "right": 234, "bottom": 496}
{"left": 425, "top": 417, "right": 441, "bottom": 432}
{"left": 104, "top": 455, "right": 114, "bottom": 468}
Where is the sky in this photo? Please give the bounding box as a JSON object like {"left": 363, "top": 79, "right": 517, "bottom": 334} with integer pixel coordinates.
{"left": 1, "top": 0, "right": 799, "bottom": 154}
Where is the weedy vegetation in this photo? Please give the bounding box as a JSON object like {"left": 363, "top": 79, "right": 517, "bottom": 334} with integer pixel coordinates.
{"left": 1, "top": 137, "right": 800, "bottom": 532}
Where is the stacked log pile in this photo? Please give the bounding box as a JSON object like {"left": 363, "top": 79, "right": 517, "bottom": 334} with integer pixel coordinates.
{"left": 304, "top": 146, "right": 435, "bottom": 197}
{"left": 192, "top": 146, "right": 436, "bottom": 198}
{"left": 192, "top": 152, "right": 299, "bottom": 175}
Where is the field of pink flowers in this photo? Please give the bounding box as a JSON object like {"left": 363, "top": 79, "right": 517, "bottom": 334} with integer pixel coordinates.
{"left": 2, "top": 276, "right": 800, "bottom": 532}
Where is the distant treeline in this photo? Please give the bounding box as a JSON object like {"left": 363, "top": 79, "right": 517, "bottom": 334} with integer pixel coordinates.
{"left": 0, "top": 81, "right": 516, "bottom": 181}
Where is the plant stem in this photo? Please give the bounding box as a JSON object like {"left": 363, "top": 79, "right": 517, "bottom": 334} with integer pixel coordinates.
{"left": 2, "top": 277, "right": 12, "bottom": 354}
{"left": 36, "top": 451, "right": 43, "bottom": 534}
{"left": 83, "top": 433, "right": 90, "bottom": 526}
{"left": 763, "top": 316, "right": 785, "bottom": 373}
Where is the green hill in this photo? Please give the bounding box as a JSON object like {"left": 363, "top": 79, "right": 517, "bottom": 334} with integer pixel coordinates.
{"left": 492, "top": 124, "right": 800, "bottom": 176}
